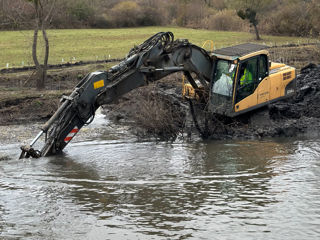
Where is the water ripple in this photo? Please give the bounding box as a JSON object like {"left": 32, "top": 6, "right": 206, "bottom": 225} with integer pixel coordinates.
{"left": 1, "top": 137, "right": 320, "bottom": 239}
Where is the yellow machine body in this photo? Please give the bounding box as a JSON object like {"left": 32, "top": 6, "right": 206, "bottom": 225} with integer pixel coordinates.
{"left": 183, "top": 83, "right": 197, "bottom": 99}
{"left": 233, "top": 59, "right": 296, "bottom": 114}
{"left": 207, "top": 43, "right": 296, "bottom": 117}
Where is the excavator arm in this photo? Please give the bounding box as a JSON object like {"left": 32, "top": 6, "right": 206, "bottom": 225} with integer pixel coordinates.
{"left": 19, "top": 32, "right": 214, "bottom": 158}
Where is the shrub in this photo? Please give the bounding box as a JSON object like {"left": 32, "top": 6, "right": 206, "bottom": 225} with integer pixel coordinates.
{"left": 177, "top": 0, "right": 208, "bottom": 28}
{"left": 110, "top": 1, "right": 141, "bottom": 27}
{"left": 309, "top": 0, "right": 320, "bottom": 37}
{"left": 203, "top": 9, "right": 248, "bottom": 31}
{"left": 133, "top": 88, "right": 186, "bottom": 141}
{"left": 263, "top": 2, "right": 317, "bottom": 37}
{"left": 138, "top": 6, "right": 164, "bottom": 26}
{"left": 89, "top": 15, "right": 111, "bottom": 28}
{"left": 68, "top": 1, "right": 94, "bottom": 23}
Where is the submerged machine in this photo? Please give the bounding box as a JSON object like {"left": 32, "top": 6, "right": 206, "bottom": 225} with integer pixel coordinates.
{"left": 19, "top": 32, "right": 296, "bottom": 158}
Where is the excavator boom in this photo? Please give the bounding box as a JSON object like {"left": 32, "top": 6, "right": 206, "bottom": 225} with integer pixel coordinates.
{"left": 19, "top": 32, "right": 214, "bottom": 158}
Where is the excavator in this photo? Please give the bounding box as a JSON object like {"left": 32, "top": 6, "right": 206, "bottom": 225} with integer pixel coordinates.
{"left": 19, "top": 32, "right": 296, "bottom": 158}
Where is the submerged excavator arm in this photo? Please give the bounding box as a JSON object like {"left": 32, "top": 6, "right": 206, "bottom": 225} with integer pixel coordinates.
{"left": 19, "top": 32, "right": 214, "bottom": 158}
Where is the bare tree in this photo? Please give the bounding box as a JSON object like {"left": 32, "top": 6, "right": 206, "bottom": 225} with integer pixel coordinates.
{"left": 237, "top": 8, "right": 260, "bottom": 40}
{"left": 27, "top": 0, "right": 56, "bottom": 89}
{"left": 233, "top": 0, "right": 272, "bottom": 40}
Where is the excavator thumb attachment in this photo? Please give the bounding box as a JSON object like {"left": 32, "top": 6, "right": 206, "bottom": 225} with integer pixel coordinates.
{"left": 19, "top": 71, "right": 108, "bottom": 158}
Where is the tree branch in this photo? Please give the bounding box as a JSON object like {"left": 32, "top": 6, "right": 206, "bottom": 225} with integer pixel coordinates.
{"left": 44, "top": 0, "right": 56, "bottom": 23}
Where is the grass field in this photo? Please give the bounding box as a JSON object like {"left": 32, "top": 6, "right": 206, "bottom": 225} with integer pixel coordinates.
{"left": 0, "top": 26, "right": 318, "bottom": 69}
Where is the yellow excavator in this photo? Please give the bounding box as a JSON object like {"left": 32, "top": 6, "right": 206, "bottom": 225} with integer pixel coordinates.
{"left": 183, "top": 42, "right": 296, "bottom": 117}
{"left": 19, "top": 32, "right": 296, "bottom": 158}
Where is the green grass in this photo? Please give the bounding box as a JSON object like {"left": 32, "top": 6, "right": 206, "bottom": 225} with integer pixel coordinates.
{"left": 0, "top": 26, "right": 317, "bottom": 69}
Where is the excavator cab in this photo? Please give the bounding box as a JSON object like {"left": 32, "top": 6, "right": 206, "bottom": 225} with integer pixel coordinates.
{"left": 208, "top": 43, "right": 296, "bottom": 117}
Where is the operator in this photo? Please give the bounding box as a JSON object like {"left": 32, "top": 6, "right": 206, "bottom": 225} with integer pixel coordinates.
{"left": 239, "top": 62, "right": 253, "bottom": 87}
{"left": 212, "top": 62, "right": 235, "bottom": 97}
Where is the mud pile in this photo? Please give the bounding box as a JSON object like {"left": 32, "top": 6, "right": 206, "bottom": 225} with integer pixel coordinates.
{"left": 267, "top": 63, "right": 320, "bottom": 137}
{"left": 271, "top": 63, "right": 320, "bottom": 119}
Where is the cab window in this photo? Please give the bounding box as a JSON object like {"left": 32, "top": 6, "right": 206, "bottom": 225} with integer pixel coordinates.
{"left": 258, "top": 55, "right": 268, "bottom": 81}
{"left": 236, "top": 57, "right": 258, "bottom": 102}
{"left": 212, "top": 60, "right": 236, "bottom": 97}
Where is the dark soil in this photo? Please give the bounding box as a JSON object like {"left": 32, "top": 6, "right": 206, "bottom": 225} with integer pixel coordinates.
{"left": 0, "top": 63, "right": 113, "bottom": 125}
{"left": 0, "top": 93, "right": 61, "bottom": 125}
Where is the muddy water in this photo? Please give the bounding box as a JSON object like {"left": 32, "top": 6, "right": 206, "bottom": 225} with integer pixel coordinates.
{"left": 1, "top": 114, "right": 320, "bottom": 239}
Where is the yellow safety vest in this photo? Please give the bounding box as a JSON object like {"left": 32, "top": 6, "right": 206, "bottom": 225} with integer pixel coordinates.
{"left": 240, "top": 69, "right": 253, "bottom": 86}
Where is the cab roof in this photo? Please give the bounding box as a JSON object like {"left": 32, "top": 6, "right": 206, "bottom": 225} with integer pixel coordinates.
{"left": 212, "top": 43, "right": 269, "bottom": 60}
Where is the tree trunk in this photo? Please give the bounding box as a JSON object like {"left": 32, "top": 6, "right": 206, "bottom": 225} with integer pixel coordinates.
{"left": 39, "top": 25, "right": 49, "bottom": 89}
{"left": 32, "top": 22, "right": 49, "bottom": 90}
{"left": 31, "top": 0, "right": 52, "bottom": 90}
{"left": 253, "top": 24, "right": 261, "bottom": 40}
{"left": 32, "top": 23, "right": 44, "bottom": 89}
{"left": 36, "top": 66, "right": 46, "bottom": 89}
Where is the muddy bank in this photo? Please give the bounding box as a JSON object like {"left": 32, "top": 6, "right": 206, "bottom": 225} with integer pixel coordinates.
{"left": 0, "top": 63, "right": 113, "bottom": 90}
{"left": 105, "top": 64, "right": 320, "bottom": 140}
{"left": 267, "top": 64, "right": 320, "bottom": 137}
{"left": 0, "top": 62, "right": 115, "bottom": 125}
{"left": 0, "top": 91, "right": 62, "bottom": 125}
{"left": 1, "top": 59, "right": 320, "bottom": 141}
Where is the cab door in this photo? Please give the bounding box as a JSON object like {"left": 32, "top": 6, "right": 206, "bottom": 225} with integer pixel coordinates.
{"left": 256, "top": 55, "right": 270, "bottom": 104}
{"left": 234, "top": 57, "right": 259, "bottom": 112}
{"left": 234, "top": 54, "right": 270, "bottom": 114}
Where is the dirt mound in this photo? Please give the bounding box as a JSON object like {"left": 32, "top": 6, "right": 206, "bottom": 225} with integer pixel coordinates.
{"left": 271, "top": 63, "right": 320, "bottom": 118}
{"left": 268, "top": 64, "right": 320, "bottom": 131}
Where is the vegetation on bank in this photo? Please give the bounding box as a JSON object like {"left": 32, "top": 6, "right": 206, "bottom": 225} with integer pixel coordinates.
{"left": 1, "top": 27, "right": 317, "bottom": 68}
{"left": 1, "top": 0, "right": 319, "bottom": 37}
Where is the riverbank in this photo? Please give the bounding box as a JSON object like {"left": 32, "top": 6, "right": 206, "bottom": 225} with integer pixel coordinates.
{"left": 0, "top": 45, "right": 319, "bottom": 141}
{"left": 0, "top": 62, "right": 114, "bottom": 125}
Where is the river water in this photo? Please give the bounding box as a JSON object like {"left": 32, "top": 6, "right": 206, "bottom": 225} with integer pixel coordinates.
{"left": 0, "top": 113, "right": 320, "bottom": 240}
